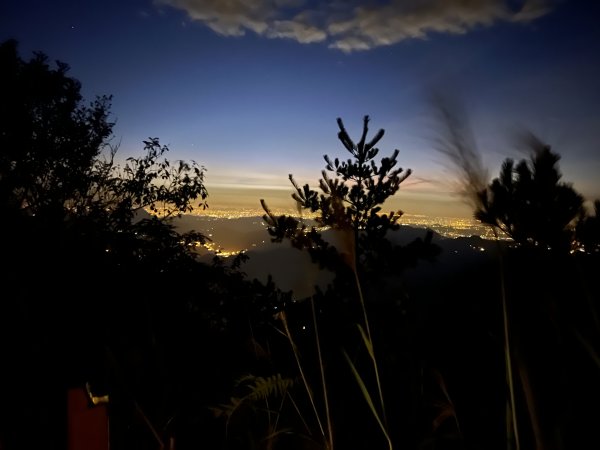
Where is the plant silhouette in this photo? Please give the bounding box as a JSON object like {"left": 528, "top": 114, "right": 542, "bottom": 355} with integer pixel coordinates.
{"left": 431, "top": 95, "right": 600, "bottom": 450}
{"left": 258, "top": 116, "right": 440, "bottom": 450}
{"left": 262, "top": 115, "right": 438, "bottom": 293}
{"left": 476, "top": 134, "right": 584, "bottom": 253}
{"left": 0, "top": 39, "right": 290, "bottom": 450}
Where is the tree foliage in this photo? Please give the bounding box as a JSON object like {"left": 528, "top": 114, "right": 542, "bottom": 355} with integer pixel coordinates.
{"left": 0, "top": 38, "right": 211, "bottom": 276}
{"left": 475, "top": 136, "right": 584, "bottom": 252}
{"left": 0, "top": 39, "right": 112, "bottom": 213}
{"left": 262, "top": 115, "right": 438, "bottom": 290}
{"left": 258, "top": 115, "right": 441, "bottom": 450}
{"left": 0, "top": 39, "right": 291, "bottom": 450}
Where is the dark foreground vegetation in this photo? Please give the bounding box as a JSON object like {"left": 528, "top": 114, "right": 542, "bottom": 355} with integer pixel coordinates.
{"left": 1, "top": 40, "right": 599, "bottom": 450}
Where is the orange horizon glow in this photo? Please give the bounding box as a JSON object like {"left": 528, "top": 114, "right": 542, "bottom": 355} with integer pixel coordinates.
{"left": 200, "top": 183, "right": 474, "bottom": 219}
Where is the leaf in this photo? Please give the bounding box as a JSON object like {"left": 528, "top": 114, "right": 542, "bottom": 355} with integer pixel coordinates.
{"left": 357, "top": 324, "right": 374, "bottom": 362}
{"left": 343, "top": 350, "right": 392, "bottom": 450}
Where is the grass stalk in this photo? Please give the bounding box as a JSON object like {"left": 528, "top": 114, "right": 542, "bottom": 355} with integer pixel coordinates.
{"left": 574, "top": 330, "right": 600, "bottom": 371}
{"left": 134, "top": 401, "right": 165, "bottom": 450}
{"left": 278, "top": 311, "right": 327, "bottom": 444}
{"left": 286, "top": 391, "right": 313, "bottom": 437}
{"left": 516, "top": 359, "right": 544, "bottom": 449}
{"left": 494, "top": 228, "right": 520, "bottom": 450}
{"left": 353, "top": 268, "right": 388, "bottom": 427}
{"left": 343, "top": 350, "right": 393, "bottom": 450}
{"left": 311, "top": 297, "right": 334, "bottom": 450}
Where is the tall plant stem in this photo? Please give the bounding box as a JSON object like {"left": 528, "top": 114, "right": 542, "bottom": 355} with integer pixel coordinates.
{"left": 353, "top": 267, "right": 387, "bottom": 427}
{"left": 278, "top": 312, "right": 327, "bottom": 444}
{"left": 311, "top": 297, "right": 334, "bottom": 450}
{"left": 494, "top": 229, "right": 520, "bottom": 450}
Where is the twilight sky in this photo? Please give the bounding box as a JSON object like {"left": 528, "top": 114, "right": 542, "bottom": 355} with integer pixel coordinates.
{"left": 2, "top": 0, "right": 599, "bottom": 218}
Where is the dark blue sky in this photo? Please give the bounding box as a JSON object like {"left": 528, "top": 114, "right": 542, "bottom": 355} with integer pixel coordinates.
{"left": 2, "top": 0, "right": 599, "bottom": 217}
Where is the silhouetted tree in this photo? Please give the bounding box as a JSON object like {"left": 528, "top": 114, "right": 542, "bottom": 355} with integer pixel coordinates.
{"left": 0, "top": 38, "right": 211, "bottom": 272}
{"left": 0, "top": 38, "right": 219, "bottom": 450}
{"left": 476, "top": 135, "right": 584, "bottom": 253}
{"left": 259, "top": 115, "right": 439, "bottom": 449}
{"left": 431, "top": 94, "right": 600, "bottom": 450}
{"left": 262, "top": 115, "right": 438, "bottom": 296}
{"left": 0, "top": 39, "right": 113, "bottom": 214}
{"left": 0, "top": 39, "right": 289, "bottom": 450}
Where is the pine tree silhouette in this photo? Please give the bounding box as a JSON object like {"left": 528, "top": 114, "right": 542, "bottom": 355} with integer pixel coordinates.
{"left": 262, "top": 115, "right": 438, "bottom": 288}
{"left": 476, "top": 136, "right": 584, "bottom": 253}
{"left": 260, "top": 115, "right": 439, "bottom": 450}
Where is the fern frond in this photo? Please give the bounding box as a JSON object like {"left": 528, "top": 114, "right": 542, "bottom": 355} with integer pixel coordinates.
{"left": 211, "top": 374, "right": 296, "bottom": 438}
{"left": 243, "top": 374, "right": 295, "bottom": 403}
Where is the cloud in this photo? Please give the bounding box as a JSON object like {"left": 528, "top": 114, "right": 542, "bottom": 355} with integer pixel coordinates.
{"left": 267, "top": 17, "right": 327, "bottom": 44}
{"left": 511, "top": 0, "right": 553, "bottom": 22}
{"left": 155, "top": 0, "right": 553, "bottom": 52}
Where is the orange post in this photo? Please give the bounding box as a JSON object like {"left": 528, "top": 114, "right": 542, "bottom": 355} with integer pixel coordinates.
{"left": 67, "top": 387, "right": 109, "bottom": 450}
